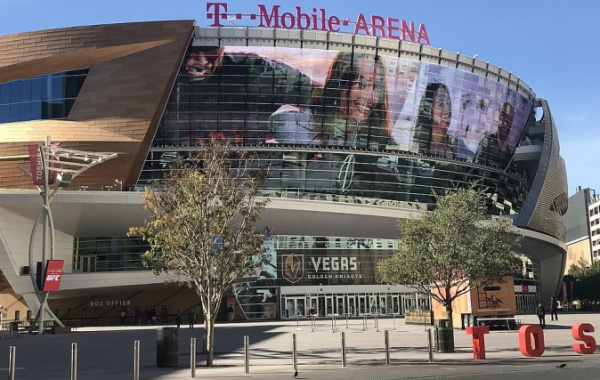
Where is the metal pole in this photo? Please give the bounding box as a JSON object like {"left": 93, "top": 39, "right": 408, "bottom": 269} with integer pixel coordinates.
{"left": 345, "top": 313, "right": 349, "bottom": 329}
{"left": 292, "top": 333, "right": 298, "bottom": 372}
{"left": 341, "top": 332, "right": 347, "bottom": 367}
{"left": 427, "top": 329, "right": 433, "bottom": 362}
{"left": 190, "top": 337, "right": 196, "bottom": 378}
{"left": 8, "top": 346, "right": 16, "bottom": 380}
{"left": 133, "top": 340, "right": 140, "bottom": 380}
{"left": 393, "top": 313, "right": 396, "bottom": 330}
{"left": 71, "top": 343, "right": 78, "bottom": 380}
{"left": 296, "top": 313, "right": 301, "bottom": 331}
{"left": 244, "top": 335, "right": 250, "bottom": 374}
{"left": 385, "top": 330, "right": 390, "bottom": 365}
{"left": 375, "top": 314, "right": 380, "bottom": 332}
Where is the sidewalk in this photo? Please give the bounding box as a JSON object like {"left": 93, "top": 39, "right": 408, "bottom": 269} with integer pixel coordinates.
{"left": 1, "top": 312, "right": 599, "bottom": 379}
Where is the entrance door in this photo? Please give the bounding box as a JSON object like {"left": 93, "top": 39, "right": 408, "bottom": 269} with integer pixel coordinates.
{"left": 335, "top": 296, "right": 346, "bottom": 315}
{"left": 318, "top": 295, "right": 334, "bottom": 317}
{"left": 308, "top": 297, "right": 318, "bottom": 316}
{"left": 379, "top": 296, "right": 388, "bottom": 315}
{"left": 283, "top": 297, "right": 305, "bottom": 319}
{"left": 358, "top": 296, "right": 367, "bottom": 315}
{"left": 81, "top": 255, "right": 97, "bottom": 273}
{"left": 347, "top": 296, "right": 356, "bottom": 316}
{"left": 391, "top": 295, "right": 400, "bottom": 315}
{"left": 369, "top": 295, "right": 378, "bottom": 314}
{"left": 402, "top": 295, "right": 416, "bottom": 315}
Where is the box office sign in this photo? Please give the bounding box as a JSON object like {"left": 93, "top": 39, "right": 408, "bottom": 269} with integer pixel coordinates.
{"left": 42, "top": 260, "right": 64, "bottom": 292}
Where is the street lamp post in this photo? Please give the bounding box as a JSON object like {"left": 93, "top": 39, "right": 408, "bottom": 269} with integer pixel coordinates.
{"left": 21, "top": 136, "right": 117, "bottom": 334}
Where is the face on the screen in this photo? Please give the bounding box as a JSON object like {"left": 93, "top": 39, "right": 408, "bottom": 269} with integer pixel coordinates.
{"left": 343, "top": 59, "right": 383, "bottom": 123}
{"left": 185, "top": 49, "right": 221, "bottom": 81}
{"left": 498, "top": 103, "right": 514, "bottom": 143}
{"left": 432, "top": 87, "right": 451, "bottom": 129}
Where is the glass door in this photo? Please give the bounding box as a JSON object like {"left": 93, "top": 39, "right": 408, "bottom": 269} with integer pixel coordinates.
{"left": 308, "top": 296, "right": 318, "bottom": 316}
{"left": 358, "top": 296, "right": 367, "bottom": 315}
{"left": 335, "top": 296, "right": 346, "bottom": 315}
{"left": 369, "top": 295, "right": 378, "bottom": 314}
{"left": 391, "top": 295, "right": 400, "bottom": 315}
{"left": 283, "top": 297, "right": 305, "bottom": 319}
{"left": 347, "top": 296, "right": 356, "bottom": 316}
{"left": 379, "top": 296, "right": 388, "bottom": 315}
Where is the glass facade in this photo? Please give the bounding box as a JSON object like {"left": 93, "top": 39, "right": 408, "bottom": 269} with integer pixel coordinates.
{"left": 0, "top": 69, "right": 89, "bottom": 124}
{"left": 73, "top": 236, "right": 149, "bottom": 272}
{"left": 143, "top": 44, "right": 534, "bottom": 213}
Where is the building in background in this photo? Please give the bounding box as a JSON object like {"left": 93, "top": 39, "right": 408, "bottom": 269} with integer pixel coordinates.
{"left": 564, "top": 186, "right": 595, "bottom": 272}
{"left": 0, "top": 21, "right": 567, "bottom": 326}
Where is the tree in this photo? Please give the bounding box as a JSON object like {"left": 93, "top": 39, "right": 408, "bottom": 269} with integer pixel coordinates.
{"left": 129, "top": 141, "right": 270, "bottom": 367}
{"left": 568, "top": 258, "right": 600, "bottom": 306}
{"left": 380, "top": 187, "right": 521, "bottom": 325}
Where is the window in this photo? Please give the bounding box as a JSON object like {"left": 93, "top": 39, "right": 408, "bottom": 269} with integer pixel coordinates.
{"left": 0, "top": 69, "right": 89, "bottom": 124}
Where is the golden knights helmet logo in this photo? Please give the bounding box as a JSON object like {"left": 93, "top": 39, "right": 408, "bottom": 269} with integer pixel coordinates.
{"left": 282, "top": 253, "right": 304, "bottom": 284}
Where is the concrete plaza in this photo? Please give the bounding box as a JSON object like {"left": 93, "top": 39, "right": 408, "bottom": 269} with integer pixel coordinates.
{"left": 1, "top": 312, "right": 600, "bottom": 379}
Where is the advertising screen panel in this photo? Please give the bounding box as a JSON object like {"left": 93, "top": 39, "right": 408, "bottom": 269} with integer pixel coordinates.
{"left": 160, "top": 45, "right": 533, "bottom": 170}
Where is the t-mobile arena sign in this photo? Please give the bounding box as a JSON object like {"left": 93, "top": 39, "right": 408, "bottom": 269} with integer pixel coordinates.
{"left": 206, "top": 3, "right": 430, "bottom": 45}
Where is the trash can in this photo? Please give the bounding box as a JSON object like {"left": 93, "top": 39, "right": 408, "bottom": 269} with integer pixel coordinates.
{"left": 157, "top": 327, "right": 179, "bottom": 367}
{"left": 434, "top": 319, "right": 454, "bottom": 353}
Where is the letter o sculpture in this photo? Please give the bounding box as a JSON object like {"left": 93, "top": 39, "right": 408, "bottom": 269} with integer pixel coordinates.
{"left": 518, "top": 325, "right": 545, "bottom": 357}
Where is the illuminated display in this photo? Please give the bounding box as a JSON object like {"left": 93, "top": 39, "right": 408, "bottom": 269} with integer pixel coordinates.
{"left": 161, "top": 45, "right": 532, "bottom": 170}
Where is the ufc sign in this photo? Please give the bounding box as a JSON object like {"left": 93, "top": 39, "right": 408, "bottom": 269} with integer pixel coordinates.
{"left": 42, "top": 260, "right": 64, "bottom": 292}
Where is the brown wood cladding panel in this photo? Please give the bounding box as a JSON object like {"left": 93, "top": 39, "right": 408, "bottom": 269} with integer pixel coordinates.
{"left": 0, "top": 21, "right": 195, "bottom": 189}
{"left": 0, "top": 21, "right": 195, "bottom": 70}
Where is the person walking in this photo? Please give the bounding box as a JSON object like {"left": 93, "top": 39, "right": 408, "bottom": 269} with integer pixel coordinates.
{"left": 550, "top": 297, "right": 559, "bottom": 321}
{"left": 187, "top": 309, "right": 195, "bottom": 329}
{"left": 176, "top": 309, "right": 182, "bottom": 329}
{"left": 536, "top": 302, "right": 546, "bottom": 329}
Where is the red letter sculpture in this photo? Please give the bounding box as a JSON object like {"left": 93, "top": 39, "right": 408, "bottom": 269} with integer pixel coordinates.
{"left": 572, "top": 323, "right": 596, "bottom": 354}
{"left": 466, "top": 326, "right": 490, "bottom": 359}
{"left": 518, "top": 325, "right": 545, "bottom": 357}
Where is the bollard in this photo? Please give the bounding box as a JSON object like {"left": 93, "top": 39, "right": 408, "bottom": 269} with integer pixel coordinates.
{"left": 292, "top": 333, "right": 298, "bottom": 372}
{"left": 385, "top": 330, "right": 390, "bottom": 365}
{"left": 362, "top": 314, "right": 368, "bottom": 331}
{"left": 133, "top": 340, "right": 140, "bottom": 380}
{"left": 375, "top": 314, "right": 380, "bottom": 332}
{"left": 341, "top": 331, "right": 347, "bottom": 367}
{"left": 190, "top": 338, "right": 197, "bottom": 378}
{"left": 427, "top": 329, "right": 434, "bottom": 362}
{"left": 296, "top": 314, "right": 301, "bottom": 331}
{"left": 330, "top": 314, "right": 337, "bottom": 333}
{"left": 244, "top": 335, "right": 250, "bottom": 374}
{"left": 345, "top": 313, "right": 349, "bottom": 329}
{"left": 392, "top": 313, "right": 396, "bottom": 330}
{"left": 8, "top": 346, "right": 16, "bottom": 380}
{"left": 71, "top": 342, "right": 78, "bottom": 380}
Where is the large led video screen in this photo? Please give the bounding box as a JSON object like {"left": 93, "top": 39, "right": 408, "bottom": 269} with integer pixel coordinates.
{"left": 161, "top": 45, "right": 533, "bottom": 169}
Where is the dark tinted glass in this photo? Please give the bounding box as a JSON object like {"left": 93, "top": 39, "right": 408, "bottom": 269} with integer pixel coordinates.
{"left": 0, "top": 69, "right": 89, "bottom": 124}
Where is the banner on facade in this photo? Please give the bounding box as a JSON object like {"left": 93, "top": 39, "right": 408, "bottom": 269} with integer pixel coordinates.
{"left": 42, "top": 260, "right": 64, "bottom": 292}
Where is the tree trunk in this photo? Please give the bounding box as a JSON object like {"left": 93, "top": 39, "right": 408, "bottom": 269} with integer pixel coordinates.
{"left": 445, "top": 304, "right": 453, "bottom": 327}
{"left": 205, "top": 311, "right": 216, "bottom": 367}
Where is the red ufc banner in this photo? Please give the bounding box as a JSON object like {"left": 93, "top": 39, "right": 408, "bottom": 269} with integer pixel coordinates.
{"left": 42, "top": 260, "right": 64, "bottom": 292}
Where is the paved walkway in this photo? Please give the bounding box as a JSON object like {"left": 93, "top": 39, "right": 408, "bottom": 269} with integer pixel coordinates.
{"left": 1, "top": 312, "right": 600, "bottom": 379}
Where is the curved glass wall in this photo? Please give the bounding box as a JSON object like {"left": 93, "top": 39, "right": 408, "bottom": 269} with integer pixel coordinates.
{"left": 0, "top": 69, "right": 89, "bottom": 124}
{"left": 154, "top": 45, "right": 533, "bottom": 169}
{"left": 145, "top": 44, "right": 534, "bottom": 213}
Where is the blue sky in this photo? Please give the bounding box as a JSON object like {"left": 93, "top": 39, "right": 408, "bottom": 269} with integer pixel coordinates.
{"left": 1, "top": 0, "right": 597, "bottom": 195}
